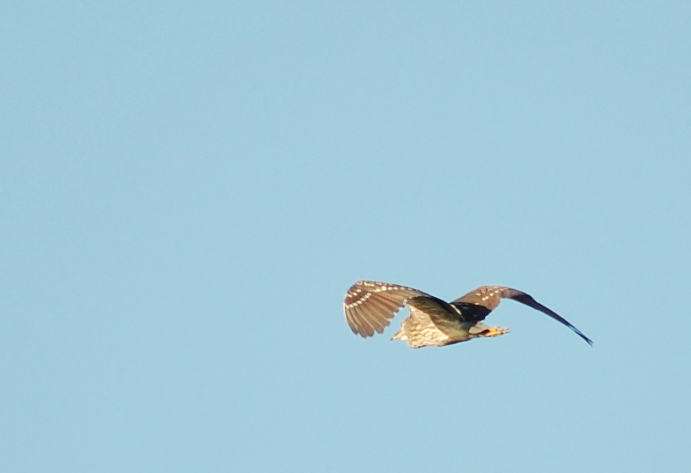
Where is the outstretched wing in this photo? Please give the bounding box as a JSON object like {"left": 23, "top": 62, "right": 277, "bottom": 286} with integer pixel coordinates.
{"left": 453, "top": 286, "right": 593, "bottom": 345}
{"left": 343, "top": 281, "right": 428, "bottom": 337}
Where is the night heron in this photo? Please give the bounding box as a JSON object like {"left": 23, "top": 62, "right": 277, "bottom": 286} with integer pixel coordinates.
{"left": 343, "top": 281, "right": 593, "bottom": 348}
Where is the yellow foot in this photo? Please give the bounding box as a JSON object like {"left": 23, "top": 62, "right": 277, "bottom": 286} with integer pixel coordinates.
{"left": 483, "top": 326, "right": 509, "bottom": 338}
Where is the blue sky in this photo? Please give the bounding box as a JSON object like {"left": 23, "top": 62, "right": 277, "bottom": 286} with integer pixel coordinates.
{"left": 1, "top": 1, "right": 690, "bottom": 472}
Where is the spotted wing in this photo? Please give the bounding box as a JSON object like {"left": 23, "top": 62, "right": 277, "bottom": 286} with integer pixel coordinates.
{"left": 343, "top": 281, "right": 427, "bottom": 337}
{"left": 452, "top": 286, "right": 507, "bottom": 310}
{"left": 453, "top": 286, "right": 593, "bottom": 345}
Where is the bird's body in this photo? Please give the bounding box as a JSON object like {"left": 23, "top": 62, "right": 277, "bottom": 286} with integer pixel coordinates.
{"left": 343, "top": 281, "right": 592, "bottom": 348}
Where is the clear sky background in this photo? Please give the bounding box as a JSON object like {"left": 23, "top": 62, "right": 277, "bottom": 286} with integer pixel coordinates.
{"left": 1, "top": 2, "right": 690, "bottom": 472}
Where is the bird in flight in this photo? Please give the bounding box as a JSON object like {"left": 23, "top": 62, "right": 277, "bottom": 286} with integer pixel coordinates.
{"left": 343, "top": 281, "right": 592, "bottom": 348}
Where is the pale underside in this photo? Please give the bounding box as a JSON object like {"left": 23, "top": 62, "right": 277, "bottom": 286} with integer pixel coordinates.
{"left": 390, "top": 297, "right": 507, "bottom": 348}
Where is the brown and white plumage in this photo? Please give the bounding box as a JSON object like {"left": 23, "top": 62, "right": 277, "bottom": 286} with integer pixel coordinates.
{"left": 343, "top": 281, "right": 593, "bottom": 348}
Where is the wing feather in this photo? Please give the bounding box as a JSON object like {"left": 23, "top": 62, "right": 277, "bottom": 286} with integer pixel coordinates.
{"left": 454, "top": 285, "right": 593, "bottom": 345}
{"left": 349, "top": 304, "right": 377, "bottom": 337}
{"left": 343, "top": 281, "right": 427, "bottom": 337}
{"left": 452, "top": 286, "right": 506, "bottom": 310}
{"left": 406, "top": 296, "right": 461, "bottom": 326}
{"left": 503, "top": 289, "right": 593, "bottom": 346}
